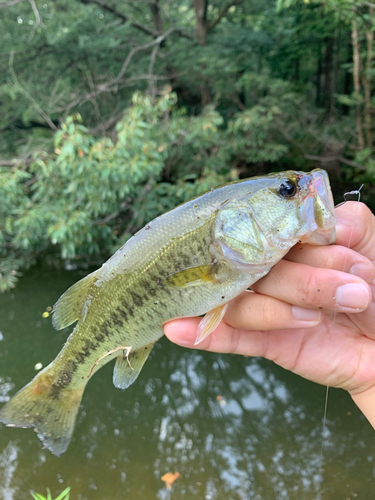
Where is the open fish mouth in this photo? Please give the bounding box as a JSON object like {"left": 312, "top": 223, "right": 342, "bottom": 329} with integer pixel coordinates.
{"left": 299, "top": 169, "right": 336, "bottom": 246}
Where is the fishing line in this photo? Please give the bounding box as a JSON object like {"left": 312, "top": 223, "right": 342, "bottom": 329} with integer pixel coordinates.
{"left": 320, "top": 184, "right": 364, "bottom": 460}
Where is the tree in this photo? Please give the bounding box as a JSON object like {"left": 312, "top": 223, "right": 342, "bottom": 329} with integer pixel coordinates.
{"left": 0, "top": 0, "right": 374, "bottom": 291}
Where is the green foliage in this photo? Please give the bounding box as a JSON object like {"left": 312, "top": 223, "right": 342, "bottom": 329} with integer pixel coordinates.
{"left": 0, "top": 0, "right": 374, "bottom": 290}
{"left": 30, "top": 486, "right": 70, "bottom": 500}
{"left": 0, "top": 89, "right": 236, "bottom": 287}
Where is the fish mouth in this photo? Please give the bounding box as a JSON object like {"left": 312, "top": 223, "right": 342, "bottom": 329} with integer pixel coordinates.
{"left": 299, "top": 169, "right": 336, "bottom": 245}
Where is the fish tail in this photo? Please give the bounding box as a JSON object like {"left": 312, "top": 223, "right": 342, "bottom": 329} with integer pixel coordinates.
{"left": 0, "top": 367, "right": 84, "bottom": 456}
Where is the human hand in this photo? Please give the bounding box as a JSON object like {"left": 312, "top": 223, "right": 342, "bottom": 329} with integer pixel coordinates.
{"left": 164, "top": 202, "right": 375, "bottom": 405}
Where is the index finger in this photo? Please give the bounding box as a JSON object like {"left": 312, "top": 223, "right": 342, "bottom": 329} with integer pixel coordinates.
{"left": 335, "top": 202, "right": 375, "bottom": 263}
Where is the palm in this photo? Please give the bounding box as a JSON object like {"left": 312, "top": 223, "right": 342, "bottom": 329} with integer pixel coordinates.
{"left": 269, "top": 308, "right": 375, "bottom": 392}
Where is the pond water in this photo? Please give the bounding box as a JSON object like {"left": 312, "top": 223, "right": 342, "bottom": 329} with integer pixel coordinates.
{"left": 0, "top": 267, "right": 374, "bottom": 500}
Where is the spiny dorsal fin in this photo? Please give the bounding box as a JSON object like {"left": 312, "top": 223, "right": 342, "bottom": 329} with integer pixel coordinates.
{"left": 113, "top": 343, "right": 155, "bottom": 390}
{"left": 52, "top": 269, "right": 100, "bottom": 330}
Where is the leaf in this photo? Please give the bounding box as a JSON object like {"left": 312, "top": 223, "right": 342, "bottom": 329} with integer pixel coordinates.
{"left": 30, "top": 494, "right": 45, "bottom": 500}
{"left": 55, "top": 486, "right": 71, "bottom": 500}
{"left": 29, "top": 487, "right": 70, "bottom": 500}
{"left": 161, "top": 472, "right": 181, "bottom": 489}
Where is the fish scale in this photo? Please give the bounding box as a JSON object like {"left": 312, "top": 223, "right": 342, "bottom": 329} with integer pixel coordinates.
{"left": 0, "top": 169, "right": 336, "bottom": 456}
{"left": 47, "top": 216, "right": 220, "bottom": 387}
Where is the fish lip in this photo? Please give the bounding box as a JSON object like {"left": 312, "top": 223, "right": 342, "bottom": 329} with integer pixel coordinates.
{"left": 299, "top": 169, "right": 336, "bottom": 246}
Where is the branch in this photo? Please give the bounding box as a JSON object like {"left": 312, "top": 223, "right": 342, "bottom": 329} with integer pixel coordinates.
{"left": 167, "top": 27, "right": 194, "bottom": 41}
{"left": 92, "top": 201, "right": 128, "bottom": 225}
{"left": 305, "top": 154, "right": 367, "bottom": 171}
{"left": 338, "top": 156, "right": 368, "bottom": 171}
{"left": 77, "top": 0, "right": 158, "bottom": 37}
{"left": 9, "top": 52, "right": 58, "bottom": 132}
{"left": 147, "top": 43, "right": 159, "bottom": 102}
{"left": 57, "top": 73, "right": 172, "bottom": 117}
{"left": 352, "top": 19, "right": 365, "bottom": 150}
{"left": 0, "top": 0, "right": 25, "bottom": 8}
{"left": 208, "top": 0, "right": 243, "bottom": 32}
{"left": 0, "top": 160, "right": 17, "bottom": 166}
{"left": 62, "top": 27, "right": 178, "bottom": 115}
{"left": 77, "top": 0, "right": 193, "bottom": 40}
{"left": 28, "top": 0, "right": 45, "bottom": 39}
{"left": 88, "top": 110, "right": 124, "bottom": 135}
{"left": 0, "top": 150, "right": 35, "bottom": 167}
{"left": 113, "top": 31, "right": 172, "bottom": 84}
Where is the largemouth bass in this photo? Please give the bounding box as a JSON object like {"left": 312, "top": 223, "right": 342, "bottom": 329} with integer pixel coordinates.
{"left": 0, "top": 169, "right": 336, "bottom": 456}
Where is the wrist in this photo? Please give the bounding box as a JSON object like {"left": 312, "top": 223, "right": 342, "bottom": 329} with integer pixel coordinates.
{"left": 350, "top": 385, "right": 375, "bottom": 429}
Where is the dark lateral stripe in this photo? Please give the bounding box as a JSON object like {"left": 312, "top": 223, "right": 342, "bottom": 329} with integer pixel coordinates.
{"left": 101, "top": 320, "right": 112, "bottom": 338}
{"left": 121, "top": 299, "right": 135, "bottom": 317}
{"left": 81, "top": 339, "right": 97, "bottom": 359}
{"left": 129, "top": 291, "right": 144, "bottom": 307}
{"left": 95, "top": 331, "right": 106, "bottom": 343}
{"left": 112, "top": 315, "right": 124, "bottom": 328}
{"left": 118, "top": 307, "right": 129, "bottom": 322}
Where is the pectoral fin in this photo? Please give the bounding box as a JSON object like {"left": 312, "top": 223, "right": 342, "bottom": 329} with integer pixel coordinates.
{"left": 165, "top": 264, "right": 218, "bottom": 288}
{"left": 52, "top": 269, "right": 100, "bottom": 330}
{"left": 113, "top": 343, "right": 155, "bottom": 390}
{"left": 195, "top": 303, "right": 228, "bottom": 345}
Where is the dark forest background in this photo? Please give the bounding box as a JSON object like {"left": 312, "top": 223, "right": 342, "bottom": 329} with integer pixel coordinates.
{"left": 0, "top": 0, "right": 374, "bottom": 291}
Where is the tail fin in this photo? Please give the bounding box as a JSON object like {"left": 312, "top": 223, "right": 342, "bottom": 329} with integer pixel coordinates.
{"left": 0, "top": 370, "right": 84, "bottom": 457}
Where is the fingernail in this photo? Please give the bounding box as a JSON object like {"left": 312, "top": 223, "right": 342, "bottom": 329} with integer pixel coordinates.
{"left": 349, "top": 263, "right": 374, "bottom": 282}
{"left": 335, "top": 283, "right": 370, "bottom": 309}
{"left": 292, "top": 306, "right": 321, "bottom": 322}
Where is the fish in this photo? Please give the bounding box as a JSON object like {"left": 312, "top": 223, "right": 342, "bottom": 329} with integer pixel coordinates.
{"left": 0, "top": 168, "right": 336, "bottom": 456}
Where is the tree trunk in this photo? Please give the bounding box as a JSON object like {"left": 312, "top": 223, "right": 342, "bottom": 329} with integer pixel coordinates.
{"left": 192, "top": 0, "right": 208, "bottom": 45}
{"left": 148, "top": 0, "right": 176, "bottom": 97}
{"left": 342, "top": 38, "right": 352, "bottom": 114}
{"left": 316, "top": 44, "right": 322, "bottom": 107}
{"left": 352, "top": 19, "right": 365, "bottom": 150}
{"left": 363, "top": 5, "right": 374, "bottom": 149}
{"left": 324, "top": 37, "right": 334, "bottom": 115}
{"left": 293, "top": 57, "right": 300, "bottom": 82}
{"left": 150, "top": 0, "right": 163, "bottom": 34}
{"left": 191, "top": 0, "right": 210, "bottom": 105}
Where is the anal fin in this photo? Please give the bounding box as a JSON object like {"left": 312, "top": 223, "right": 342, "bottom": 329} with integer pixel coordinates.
{"left": 113, "top": 343, "right": 155, "bottom": 390}
{"left": 195, "top": 303, "right": 228, "bottom": 345}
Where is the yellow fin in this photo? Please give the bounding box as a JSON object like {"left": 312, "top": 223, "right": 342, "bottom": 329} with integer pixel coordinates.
{"left": 52, "top": 269, "right": 100, "bottom": 330}
{"left": 113, "top": 343, "right": 155, "bottom": 390}
{"left": 165, "top": 264, "right": 218, "bottom": 288}
{"left": 195, "top": 303, "right": 228, "bottom": 345}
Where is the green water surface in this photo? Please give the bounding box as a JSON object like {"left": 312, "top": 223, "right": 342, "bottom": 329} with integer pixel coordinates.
{"left": 0, "top": 267, "right": 374, "bottom": 500}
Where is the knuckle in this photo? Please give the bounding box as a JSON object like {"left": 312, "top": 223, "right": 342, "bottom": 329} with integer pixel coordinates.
{"left": 320, "top": 250, "right": 337, "bottom": 270}
{"left": 259, "top": 297, "right": 278, "bottom": 325}
{"left": 354, "top": 202, "right": 374, "bottom": 235}
{"left": 357, "top": 202, "right": 373, "bottom": 221}
{"left": 300, "top": 271, "right": 323, "bottom": 306}
{"left": 322, "top": 246, "right": 347, "bottom": 270}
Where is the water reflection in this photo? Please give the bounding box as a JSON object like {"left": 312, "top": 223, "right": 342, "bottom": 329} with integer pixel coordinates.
{"left": 0, "top": 378, "right": 14, "bottom": 403}
{"left": 0, "top": 442, "right": 19, "bottom": 500}
{"left": 0, "top": 268, "right": 374, "bottom": 499}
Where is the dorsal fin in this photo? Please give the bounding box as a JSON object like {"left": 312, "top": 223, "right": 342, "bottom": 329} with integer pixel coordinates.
{"left": 52, "top": 269, "right": 100, "bottom": 330}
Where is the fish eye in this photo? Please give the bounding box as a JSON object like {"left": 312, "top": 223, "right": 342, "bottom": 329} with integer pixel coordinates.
{"left": 278, "top": 180, "right": 297, "bottom": 198}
